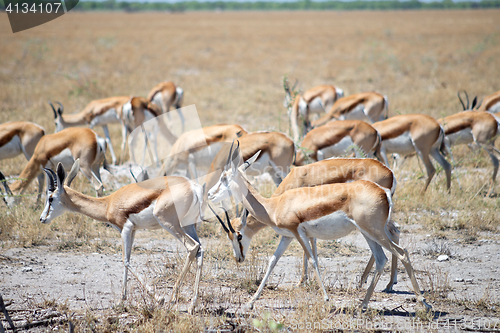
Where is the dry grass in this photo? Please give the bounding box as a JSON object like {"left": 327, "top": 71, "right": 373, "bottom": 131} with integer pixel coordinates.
{"left": 1, "top": 9, "right": 500, "bottom": 332}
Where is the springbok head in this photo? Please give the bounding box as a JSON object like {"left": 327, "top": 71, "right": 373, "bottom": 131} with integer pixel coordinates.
{"left": 40, "top": 160, "right": 80, "bottom": 224}
{"left": 48, "top": 101, "right": 65, "bottom": 132}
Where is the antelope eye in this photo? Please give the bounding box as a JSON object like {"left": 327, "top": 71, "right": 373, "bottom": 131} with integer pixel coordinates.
{"left": 237, "top": 234, "right": 242, "bottom": 241}
{"left": 48, "top": 197, "right": 53, "bottom": 203}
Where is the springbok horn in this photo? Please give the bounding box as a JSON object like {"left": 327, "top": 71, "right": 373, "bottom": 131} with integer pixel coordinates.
{"left": 55, "top": 101, "right": 64, "bottom": 113}
{"left": 465, "top": 90, "right": 470, "bottom": 110}
{"left": 225, "top": 141, "right": 235, "bottom": 171}
{"left": 240, "top": 208, "right": 249, "bottom": 227}
{"left": 222, "top": 207, "right": 235, "bottom": 234}
{"left": 43, "top": 168, "right": 56, "bottom": 192}
{"left": 208, "top": 204, "right": 230, "bottom": 234}
{"left": 48, "top": 101, "right": 58, "bottom": 118}
{"left": 46, "top": 168, "right": 58, "bottom": 186}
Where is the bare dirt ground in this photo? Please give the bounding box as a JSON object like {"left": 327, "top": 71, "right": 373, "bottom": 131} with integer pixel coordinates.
{"left": 1, "top": 220, "right": 500, "bottom": 331}
{"left": 1, "top": 166, "right": 500, "bottom": 332}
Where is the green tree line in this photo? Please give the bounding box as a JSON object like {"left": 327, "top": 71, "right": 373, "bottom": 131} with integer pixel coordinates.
{"left": 1, "top": 0, "right": 499, "bottom": 12}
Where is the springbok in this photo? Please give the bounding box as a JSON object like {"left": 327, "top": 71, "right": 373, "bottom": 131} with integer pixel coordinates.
{"left": 0, "top": 121, "right": 46, "bottom": 198}
{"left": 3, "top": 127, "right": 108, "bottom": 206}
{"left": 0, "top": 121, "right": 45, "bottom": 162}
{"left": 283, "top": 79, "right": 344, "bottom": 142}
{"left": 204, "top": 131, "right": 295, "bottom": 194}
{"left": 50, "top": 97, "right": 130, "bottom": 165}
{"left": 148, "top": 81, "right": 185, "bottom": 131}
{"left": 39, "top": 159, "right": 205, "bottom": 314}
{"left": 157, "top": 124, "right": 248, "bottom": 177}
{"left": 295, "top": 120, "right": 381, "bottom": 166}
{"left": 211, "top": 157, "right": 399, "bottom": 291}
{"left": 439, "top": 110, "right": 499, "bottom": 196}
{"left": 312, "top": 92, "right": 388, "bottom": 129}
{"left": 119, "top": 96, "right": 178, "bottom": 166}
{"left": 372, "top": 114, "right": 452, "bottom": 193}
{"left": 208, "top": 143, "right": 430, "bottom": 311}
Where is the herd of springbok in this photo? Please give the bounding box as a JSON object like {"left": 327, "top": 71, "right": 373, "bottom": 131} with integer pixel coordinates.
{"left": 1, "top": 79, "right": 499, "bottom": 313}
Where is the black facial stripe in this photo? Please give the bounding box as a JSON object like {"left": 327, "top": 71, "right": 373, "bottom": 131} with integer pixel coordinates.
{"left": 238, "top": 239, "right": 244, "bottom": 259}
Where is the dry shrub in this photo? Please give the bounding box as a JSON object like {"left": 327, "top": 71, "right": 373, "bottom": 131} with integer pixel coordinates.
{"left": 419, "top": 264, "right": 451, "bottom": 301}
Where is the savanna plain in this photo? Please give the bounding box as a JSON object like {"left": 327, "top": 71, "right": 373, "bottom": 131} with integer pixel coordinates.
{"left": 1, "top": 9, "right": 500, "bottom": 332}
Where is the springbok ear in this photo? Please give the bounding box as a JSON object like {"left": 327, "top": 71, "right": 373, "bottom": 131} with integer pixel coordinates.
{"left": 56, "top": 163, "right": 66, "bottom": 188}
{"left": 240, "top": 150, "right": 261, "bottom": 172}
{"left": 240, "top": 208, "right": 249, "bottom": 227}
{"left": 471, "top": 96, "right": 478, "bottom": 110}
{"left": 65, "top": 159, "right": 80, "bottom": 187}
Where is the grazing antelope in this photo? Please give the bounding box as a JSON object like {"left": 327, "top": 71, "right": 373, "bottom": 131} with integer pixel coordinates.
{"left": 148, "top": 81, "right": 185, "bottom": 130}
{"left": 283, "top": 79, "right": 344, "bottom": 142}
{"left": 120, "top": 96, "right": 178, "bottom": 166}
{"left": 312, "top": 92, "right": 388, "bottom": 129}
{"left": 204, "top": 131, "right": 295, "bottom": 195}
{"left": 0, "top": 121, "right": 46, "bottom": 198}
{"left": 3, "top": 127, "right": 108, "bottom": 206}
{"left": 40, "top": 160, "right": 205, "bottom": 314}
{"left": 372, "top": 114, "right": 452, "bottom": 193}
{"left": 208, "top": 144, "right": 430, "bottom": 311}
{"left": 295, "top": 120, "right": 381, "bottom": 166}
{"left": 50, "top": 97, "right": 130, "bottom": 165}
{"left": 211, "top": 157, "right": 399, "bottom": 291}
{"left": 0, "top": 121, "right": 45, "bottom": 162}
{"left": 439, "top": 111, "right": 499, "bottom": 196}
{"left": 158, "top": 124, "right": 248, "bottom": 177}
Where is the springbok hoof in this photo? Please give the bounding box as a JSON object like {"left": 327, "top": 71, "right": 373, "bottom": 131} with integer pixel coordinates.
{"left": 244, "top": 302, "right": 255, "bottom": 311}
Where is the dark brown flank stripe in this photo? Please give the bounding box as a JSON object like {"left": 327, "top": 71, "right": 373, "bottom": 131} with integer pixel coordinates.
{"left": 344, "top": 98, "right": 366, "bottom": 113}
{"left": 442, "top": 118, "right": 472, "bottom": 135}
{"left": 0, "top": 129, "right": 20, "bottom": 147}
{"left": 289, "top": 187, "right": 350, "bottom": 224}
{"left": 109, "top": 190, "right": 162, "bottom": 226}
{"left": 43, "top": 133, "right": 97, "bottom": 162}
{"left": 375, "top": 121, "right": 412, "bottom": 140}
{"left": 485, "top": 96, "right": 500, "bottom": 109}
